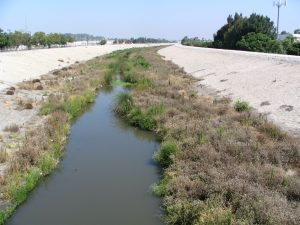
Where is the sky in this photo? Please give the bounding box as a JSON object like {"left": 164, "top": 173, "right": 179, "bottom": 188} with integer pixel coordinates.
{"left": 0, "top": 0, "right": 299, "bottom": 40}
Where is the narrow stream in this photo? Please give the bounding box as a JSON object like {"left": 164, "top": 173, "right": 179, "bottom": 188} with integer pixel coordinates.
{"left": 6, "top": 85, "right": 163, "bottom": 225}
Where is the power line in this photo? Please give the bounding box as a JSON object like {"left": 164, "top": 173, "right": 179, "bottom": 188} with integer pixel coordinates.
{"left": 273, "top": 0, "right": 287, "bottom": 38}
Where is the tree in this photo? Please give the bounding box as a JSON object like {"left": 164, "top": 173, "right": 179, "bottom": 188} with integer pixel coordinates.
{"left": 9, "top": 31, "right": 31, "bottom": 49}
{"left": 214, "top": 13, "right": 276, "bottom": 49}
{"left": 31, "top": 32, "right": 47, "bottom": 46}
{"left": 99, "top": 39, "right": 107, "bottom": 45}
{"left": 281, "top": 35, "right": 295, "bottom": 52}
{"left": 0, "top": 28, "right": 9, "bottom": 50}
{"left": 287, "top": 42, "right": 300, "bottom": 56}
{"left": 236, "top": 32, "right": 283, "bottom": 53}
{"left": 294, "top": 29, "right": 300, "bottom": 34}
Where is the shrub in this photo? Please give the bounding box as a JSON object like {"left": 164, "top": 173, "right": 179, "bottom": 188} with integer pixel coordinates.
{"left": 127, "top": 107, "right": 157, "bottom": 131}
{"left": 287, "top": 42, "right": 300, "bottom": 56}
{"left": 234, "top": 100, "right": 250, "bottom": 112}
{"left": 236, "top": 32, "right": 283, "bottom": 53}
{"left": 98, "top": 39, "right": 107, "bottom": 45}
{"left": 154, "top": 140, "right": 178, "bottom": 168}
{"left": 152, "top": 175, "right": 170, "bottom": 197}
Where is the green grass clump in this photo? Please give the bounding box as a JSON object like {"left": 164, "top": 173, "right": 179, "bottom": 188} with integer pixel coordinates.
{"left": 147, "top": 104, "right": 165, "bottom": 116}
{"left": 103, "top": 72, "right": 114, "bottom": 86}
{"left": 123, "top": 71, "right": 138, "bottom": 83}
{"left": 64, "top": 95, "right": 85, "bottom": 119}
{"left": 83, "top": 90, "right": 96, "bottom": 103}
{"left": 134, "top": 55, "right": 150, "bottom": 69}
{"left": 38, "top": 153, "right": 58, "bottom": 175}
{"left": 152, "top": 175, "right": 170, "bottom": 197}
{"left": 39, "top": 95, "right": 64, "bottom": 116}
{"left": 136, "top": 78, "right": 153, "bottom": 90}
{"left": 154, "top": 140, "right": 178, "bottom": 168}
{"left": 127, "top": 107, "right": 157, "bottom": 131}
{"left": 114, "top": 93, "right": 133, "bottom": 116}
{"left": 8, "top": 168, "right": 41, "bottom": 205}
{"left": 234, "top": 100, "right": 250, "bottom": 112}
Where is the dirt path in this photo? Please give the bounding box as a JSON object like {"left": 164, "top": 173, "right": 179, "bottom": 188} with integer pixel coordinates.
{"left": 159, "top": 44, "right": 300, "bottom": 136}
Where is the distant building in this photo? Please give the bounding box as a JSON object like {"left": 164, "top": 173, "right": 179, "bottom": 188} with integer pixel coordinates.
{"left": 293, "top": 34, "right": 300, "bottom": 42}
{"left": 278, "top": 34, "right": 300, "bottom": 42}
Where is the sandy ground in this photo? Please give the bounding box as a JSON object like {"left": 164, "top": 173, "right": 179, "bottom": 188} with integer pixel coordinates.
{"left": 159, "top": 44, "right": 300, "bottom": 136}
{"left": 0, "top": 44, "right": 167, "bottom": 90}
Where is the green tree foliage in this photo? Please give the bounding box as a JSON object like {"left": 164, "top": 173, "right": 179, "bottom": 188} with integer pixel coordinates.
{"left": 287, "top": 42, "right": 300, "bottom": 56}
{"left": 214, "top": 13, "right": 276, "bottom": 49}
{"left": 0, "top": 28, "right": 9, "bottom": 50}
{"left": 294, "top": 29, "right": 300, "bottom": 34}
{"left": 31, "top": 32, "right": 47, "bottom": 47}
{"left": 236, "top": 32, "right": 283, "bottom": 53}
{"left": 99, "top": 39, "right": 107, "bottom": 45}
{"left": 181, "top": 36, "right": 213, "bottom": 47}
{"left": 9, "top": 31, "right": 31, "bottom": 48}
{"left": 0, "top": 28, "right": 74, "bottom": 50}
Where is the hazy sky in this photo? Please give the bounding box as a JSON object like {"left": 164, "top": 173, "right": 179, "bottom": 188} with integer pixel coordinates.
{"left": 0, "top": 0, "right": 299, "bottom": 40}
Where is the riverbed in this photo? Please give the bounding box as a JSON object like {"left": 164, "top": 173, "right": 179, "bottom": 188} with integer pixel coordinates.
{"left": 6, "top": 85, "right": 163, "bottom": 225}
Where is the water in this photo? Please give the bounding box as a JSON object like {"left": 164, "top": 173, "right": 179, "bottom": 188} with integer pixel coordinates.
{"left": 6, "top": 86, "right": 163, "bottom": 225}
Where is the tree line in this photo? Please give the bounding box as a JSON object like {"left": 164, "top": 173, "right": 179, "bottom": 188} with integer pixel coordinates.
{"left": 113, "top": 37, "right": 175, "bottom": 44}
{"left": 182, "top": 13, "right": 300, "bottom": 56}
{"left": 0, "top": 29, "right": 75, "bottom": 50}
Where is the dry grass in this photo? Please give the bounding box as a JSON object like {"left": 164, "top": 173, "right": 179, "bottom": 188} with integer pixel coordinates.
{"left": 3, "top": 124, "right": 19, "bottom": 133}
{"left": 0, "top": 150, "right": 8, "bottom": 163}
{"left": 116, "top": 48, "right": 300, "bottom": 225}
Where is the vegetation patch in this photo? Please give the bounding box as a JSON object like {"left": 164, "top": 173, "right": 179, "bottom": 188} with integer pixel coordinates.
{"left": 111, "top": 47, "right": 300, "bottom": 225}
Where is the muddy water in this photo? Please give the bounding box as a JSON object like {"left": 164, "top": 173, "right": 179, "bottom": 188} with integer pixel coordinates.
{"left": 6, "top": 86, "right": 163, "bottom": 225}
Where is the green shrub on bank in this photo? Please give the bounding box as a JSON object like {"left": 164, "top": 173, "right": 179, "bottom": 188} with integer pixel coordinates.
{"left": 236, "top": 32, "right": 283, "bottom": 53}
{"left": 114, "top": 93, "right": 133, "bottom": 116}
{"left": 287, "top": 42, "right": 300, "bottom": 56}
{"left": 154, "top": 140, "right": 178, "bottom": 168}
{"left": 152, "top": 175, "right": 170, "bottom": 197}
{"left": 134, "top": 56, "right": 150, "bottom": 68}
{"left": 127, "top": 107, "right": 157, "bottom": 131}
{"left": 234, "top": 100, "right": 250, "bottom": 112}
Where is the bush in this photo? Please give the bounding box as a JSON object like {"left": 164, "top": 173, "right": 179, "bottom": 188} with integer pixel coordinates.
{"left": 234, "top": 100, "right": 250, "bottom": 112}
{"left": 99, "top": 39, "right": 107, "bottom": 45}
{"left": 154, "top": 140, "right": 178, "bottom": 168}
{"left": 152, "top": 176, "right": 170, "bottom": 197}
{"left": 287, "top": 42, "right": 300, "bottom": 56}
{"left": 127, "top": 107, "right": 157, "bottom": 131}
{"left": 114, "top": 93, "right": 133, "bottom": 116}
{"left": 236, "top": 32, "right": 283, "bottom": 53}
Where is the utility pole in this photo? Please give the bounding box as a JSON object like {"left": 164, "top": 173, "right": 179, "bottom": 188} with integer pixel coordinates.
{"left": 273, "top": 0, "right": 287, "bottom": 38}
